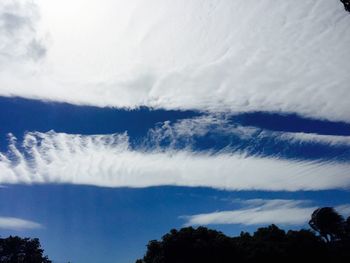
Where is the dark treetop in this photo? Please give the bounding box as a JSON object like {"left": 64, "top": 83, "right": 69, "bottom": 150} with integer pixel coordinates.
{"left": 136, "top": 207, "right": 350, "bottom": 263}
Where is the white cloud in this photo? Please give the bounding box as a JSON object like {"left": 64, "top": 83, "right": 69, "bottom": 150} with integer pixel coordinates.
{"left": 336, "top": 204, "right": 350, "bottom": 217}
{"left": 182, "top": 199, "right": 317, "bottom": 226}
{"left": 148, "top": 115, "right": 350, "bottom": 148}
{"left": 0, "top": 216, "right": 42, "bottom": 230}
{"left": 0, "top": 0, "right": 46, "bottom": 64}
{"left": 278, "top": 132, "right": 350, "bottom": 147}
{"left": 1, "top": 131, "right": 350, "bottom": 191}
{"left": 184, "top": 200, "right": 350, "bottom": 226}
{"left": 0, "top": 0, "right": 350, "bottom": 122}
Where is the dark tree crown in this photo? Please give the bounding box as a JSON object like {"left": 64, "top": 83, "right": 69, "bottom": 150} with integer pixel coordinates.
{"left": 137, "top": 207, "right": 350, "bottom": 263}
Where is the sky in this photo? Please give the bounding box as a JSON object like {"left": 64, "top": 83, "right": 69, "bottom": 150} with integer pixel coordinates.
{"left": 0, "top": 0, "right": 350, "bottom": 263}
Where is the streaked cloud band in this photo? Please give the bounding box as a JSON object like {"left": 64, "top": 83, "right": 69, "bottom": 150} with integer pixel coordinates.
{"left": 182, "top": 199, "right": 350, "bottom": 226}
{"left": 1, "top": 131, "right": 350, "bottom": 191}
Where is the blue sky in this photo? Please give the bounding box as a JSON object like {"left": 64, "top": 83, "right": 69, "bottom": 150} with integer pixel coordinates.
{"left": 1, "top": 97, "right": 350, "bottom": 263}
{"left": 1, "top": 1, "right": 350, "bottom": 263}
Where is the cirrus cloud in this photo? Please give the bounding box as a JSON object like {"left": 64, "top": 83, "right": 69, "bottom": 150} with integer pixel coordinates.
{"left": 1, "top": 131, "right": 350, "bottom": 191}
{"left": 182, "top": 199, "right": 350, "bottom": 226}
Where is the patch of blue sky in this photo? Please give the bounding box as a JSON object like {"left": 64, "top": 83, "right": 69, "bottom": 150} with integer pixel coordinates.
{"left": 1, "top": 96, "right": 350, "bottom": 162}
{"left": 0, "top": 185, "right": 349, "bottom": 263}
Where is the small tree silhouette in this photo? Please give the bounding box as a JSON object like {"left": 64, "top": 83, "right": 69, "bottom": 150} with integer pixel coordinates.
{"left": 309, "top": 207, "right": 345, "bottom": 242}
{"left": 340, "top": 0, "right": 350, "bottom": 12}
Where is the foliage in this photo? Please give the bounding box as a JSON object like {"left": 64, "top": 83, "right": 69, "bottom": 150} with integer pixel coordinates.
{"left": 309, "top": 207, "right": 345, "bottom": 242}
{"left": 0, "top": 236, "right": 51, "bottom": 263}
{"left": 340, "top": 0, "right": 350, "bottom": 12}
{"left": 136, "top": 207, "right": 350, "bottom": 263}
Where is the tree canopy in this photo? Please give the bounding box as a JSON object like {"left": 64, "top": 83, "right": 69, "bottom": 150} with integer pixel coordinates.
{"left": 309, "top": 207, "right": 345, "bottom": 242}
{"left": 340, "top": 0, "right": 350, "bottom": 12}
{"left": 0, "top": 236, "right": 51, "bottom": 263}
{"left": 136, "top": 207, "right": 350, "bottom": 263}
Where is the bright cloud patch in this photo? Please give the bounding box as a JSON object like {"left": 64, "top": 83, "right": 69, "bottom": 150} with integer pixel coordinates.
{"left": 0, "top": 0, "right": 350, "bottom": 122}
{"left": 0, "top": 0, "right": 46, "bottom": 66}
{"left": 182, "top": 199, "right": 350, "bottom": 226}
{"left": 0, "top": 216, "right": 42, "bottom": 230}
{"left": 1, "top": 131, "right": 350, "bottom": 191}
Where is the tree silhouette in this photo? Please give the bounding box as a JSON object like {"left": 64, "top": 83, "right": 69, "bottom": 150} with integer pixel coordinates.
{"left": 340, "top": 0, "right": 350, "bottom": 12}
{"left": 137, "top": 207, "right": 350, "bottom": 263}
{"left": 309, "top": 207, "right": 345, "bottom": 242}
{"left": 141, "top": 227, "right": 236, "bottom": 263}
{"left": 0, "top": 236, "right": 51, "bottom": 263}
{"left": 345, "top": 216, "right": 350, "bottom": 240}
{"left": 137, "top": 225, "right": 331, "bottom": 262}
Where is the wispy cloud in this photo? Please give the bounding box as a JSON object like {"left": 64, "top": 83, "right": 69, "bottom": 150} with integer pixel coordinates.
{"left": 0, "top": 216, "right": 42, "bottom": 230}
{"left": 1, "top": 131, "right": 350, "bottom": 191}
{"left": 0, "top": 0, "right": 349, "bottom": 122}
{"left": 182, "top": 199, "right": 350, "bottom": 226}
{"left": 182, "top": 199, "right": 317, "bottom": 226}
{"left": 147, "top": 115, "right": 350, "bottom": 153}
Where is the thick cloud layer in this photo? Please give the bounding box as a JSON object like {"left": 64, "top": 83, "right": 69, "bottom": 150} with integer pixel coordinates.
{"left": 0, "top": 0, "right": 46, "bottom": 65}
{"left": 0, "top": 0, "right": 350, "bottom": 122}
{"left": 1, "top": 131, "right": 350, "bottom": 191}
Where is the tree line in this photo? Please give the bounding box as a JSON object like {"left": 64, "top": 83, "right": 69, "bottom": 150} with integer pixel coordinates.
{"left": 136, "top": 207, "right": 350, "bottom": 263}
{"left": 1, "top": 207, "right": 349, "bottom": 262}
